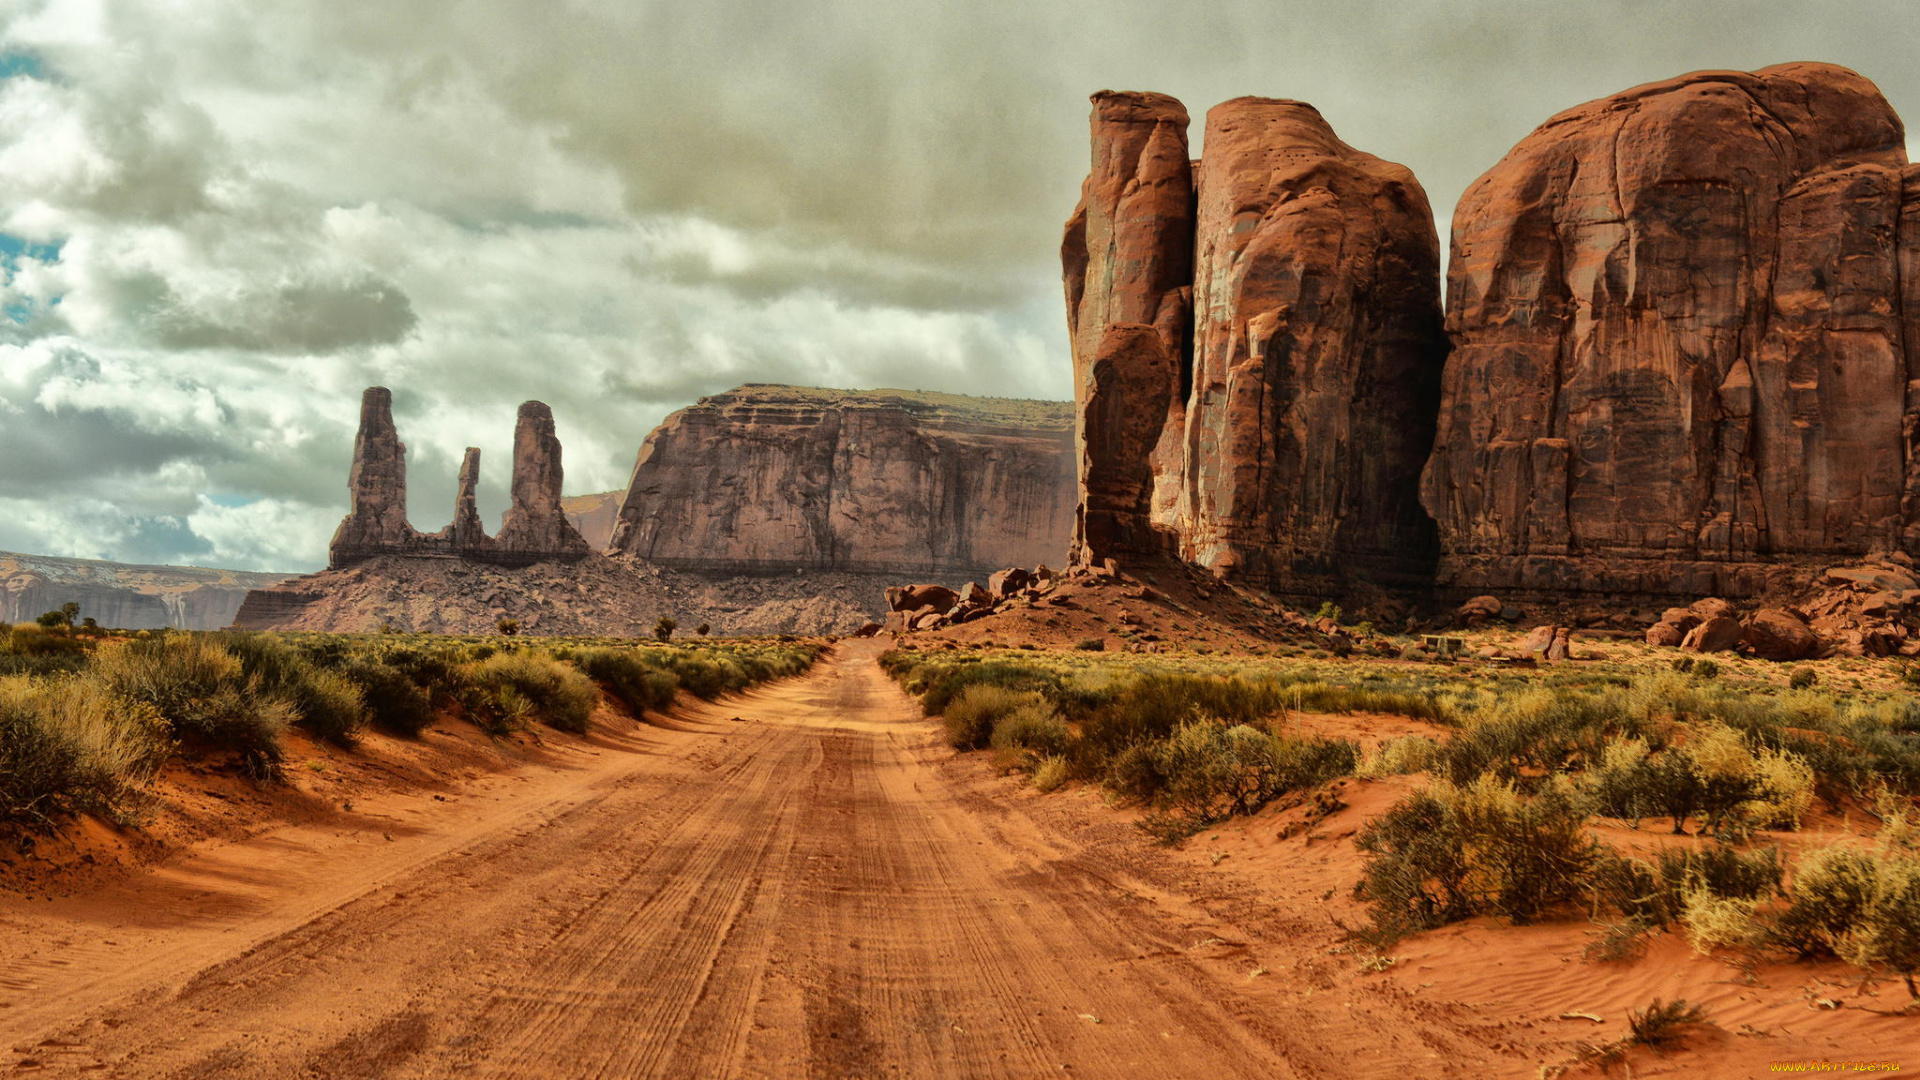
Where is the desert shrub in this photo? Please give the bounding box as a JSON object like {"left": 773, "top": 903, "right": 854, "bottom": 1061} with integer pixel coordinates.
{"left": 1692, "top": 659, "right": 1721, "bottom": 680}
{"left": 1103, "top": 742, "right": 1166, "bottom": 803}
{"left": 1772, "top": 846, "right": 1878, "bottom": 958}
{"left": 472, "top": 651, "right": 600, "bottom": 734}
{"left": 340, "top": 655, "right": 435, "bottom": 737}
{"left": 1074, "top": 638, "right": 1105, "bottom": 652}
{"left": 0, "top": 675, "right": 170, "bottom": 826}
{"left": 1670, "top": 657, "right": 1695, "bottom": 674}
{"left": 1774, "top": 810, "right": 1920, "bottom": 996}
{"left": 1681, "top": 887, "right": 1767, "bottom": 956}
{"left": 1627, "top": 998, "right": 1708, "bottom": 1049}
{"left": 990, "top": 700, "right": 1070, "bottom": 760}
{"left": 943, "top": 685, "right": 1038, "bottom": 751}
{"left": 916, "top": 661, "right": 1061, "bottom": 718}
{"left": 569, "top": 648, "right": 680, "bottom": 716}
{"left": 217, "top": 633, "right": 370, "bottom": 746}
{"left": 1355, "top": 734, "right": 1440, "bottom": 779}
{"left": 377, "top": 644, "right": 472, "bottom": 708}
{"left": 1355, "top": 776, "right": 1596, "bottom": 939}
{"left": 1789, "top": 668, "right": 1819, "bottom": 690}
{"left": 1142, "top": 721, "right": 1356, "bottom": 842}
{"left": 1588, "top": 843, "right": 1782, "bottom": 930}
{"left": 1031, "top": 755, "right": 1069, "bottom": 792}
{"left": 92, "top": 636, "right": 292, "bottom": 776}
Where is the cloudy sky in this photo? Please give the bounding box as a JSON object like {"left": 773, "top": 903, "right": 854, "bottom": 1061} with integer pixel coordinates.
{"left": 3, "top": 0, "right": 1918, "bottom": 572}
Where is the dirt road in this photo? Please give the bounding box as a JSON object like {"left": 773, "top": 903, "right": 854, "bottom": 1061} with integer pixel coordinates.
{"left": 4, "top": 642, "right": 1482, "bottom": 1079}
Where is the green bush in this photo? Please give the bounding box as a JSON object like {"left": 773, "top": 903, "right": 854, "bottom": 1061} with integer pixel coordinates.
{"left": 473, "top": 651, "right": 600, "bottom": 734}
{"left": 1588, "top": 844, "right": 1782, "bottom": 929}
{"left": 92, "top": 636, "right": 293, "bottom": 777}
{"left": 0, "top": 675, "right": 171, "bottom": 826}
{"left": 569, "top": 648, "right": 680, "bottom": 716}
{"left": 943, "top": 684, "right": 1039, "bottom": 751}
{"left": 341, "top": 655, "right": 435, "bottom": 737}
{"left": 1773, "top": 812, "right": 1920, "bottom": 997}
{"left": 1772, "top": 846, "right": 1878, "bottom": 959}
{"left": 217, "top": 632, "right": 370, "bottom": 746}
{"left": 1141, "top": 721, "right": 1356, "bottom": 842}
{"left": 990, "top": 700, "right": 1070, "bottom": 760}
{"left": 1356, "top": 777, "right": 1597, "bottom": 939}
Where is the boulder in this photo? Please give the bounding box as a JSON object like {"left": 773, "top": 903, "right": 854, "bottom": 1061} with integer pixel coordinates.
{"left": 1681, "top": 616, "right": 1744, "bottom": 654}
{"left": 957, "top": 582, "right": 992, "bottom": 610}
{"left": 1646, "top": 621, "right": 1687, "bottom": 648}
{"left": 1741, "top": 608, "right": 1818, "bottom": 661}
{"left": 1422, "top": 63, "right": 1920, "bottom": 597}
{"left": 1546, "top": 628, "right": 1573, "bottom": 662}
{"left": 1520, "top": 626, "right": 1557, "bottom": 656}
{"left": 891, "top": 585, "right": 959, "bottom": 615}
{"left": 1690, "top": 598, "right": 1736, "bottom": 622}
{"left": 987, "top": 568, "right": 1034, "bottom": 601}
{"left": 852, "top": 621, "right": 883, "bottom": 638}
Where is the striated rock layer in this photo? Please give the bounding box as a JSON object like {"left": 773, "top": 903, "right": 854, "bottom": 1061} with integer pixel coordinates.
{"left": 1423, "top": 62, "right": 1920, "bottom": 599}
{"left": 609, "top": 385, "right": 1076, "bottom": 577}
{"left": 1061, "top": 90, "right": 1445, "bottom": 594}
{"left": 326, "top": 388, "right": 590, "bottom": 570}
{"left": 2, "top": 551, "right": 292, "bottom": 631}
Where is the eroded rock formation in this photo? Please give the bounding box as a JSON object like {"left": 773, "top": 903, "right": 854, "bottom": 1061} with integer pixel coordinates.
{"left": 1061, "top": 91, "right": 1445, "bottom": 593}
{"left": 608, "top": 385, "right": 1076, "bottom": 577}
{"left": 1423, "top": 62, "right": 1920, "bottom": 598}
{"left": 326, "top": 389, "right": 589, "bottom": 569}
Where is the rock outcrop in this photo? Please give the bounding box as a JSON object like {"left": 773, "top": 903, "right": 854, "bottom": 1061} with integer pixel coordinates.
{"left": 326, "top": 388, "right": 590, "bottom": 569}
{"left": 1423, "top": 62, "right": 1920, "bottom": 599}
{"left": 1061, "top": 91, "right": 1194, "bottom": 562}
{"left": 1061, "top": 91, "right": 1446, "bottom": 595}
{"left": 562, "top": 491, "right": 622, "bottom": 551}
{"left": 1, "top": 551, "right": 291, "bottom": 631}
{"left": 493, "top": 402, "right": 592, "bottom": 565}
{"left": 608, "top": 385, "right": 1076, "bottom": 577}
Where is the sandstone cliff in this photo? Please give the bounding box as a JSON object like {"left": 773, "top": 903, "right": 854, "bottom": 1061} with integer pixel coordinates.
{"left": 1423, "top": 62, "right": 1920, "bottom": 598}
{"left": 1061, "top": 91, "right": 1445, "bottom": 594}
{"left": 608, "top": 385, "right": 1076, "bottom": 576}
{"left": 1, "top": 551, "right": 291, "bottom": 631}
{"left": 327, "top": 388, "right": 591, "bottom": 569}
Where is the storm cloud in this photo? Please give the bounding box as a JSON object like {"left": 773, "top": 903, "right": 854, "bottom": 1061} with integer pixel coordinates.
{"left": 2, "top": 0, "right": 1918, "bottom": 571}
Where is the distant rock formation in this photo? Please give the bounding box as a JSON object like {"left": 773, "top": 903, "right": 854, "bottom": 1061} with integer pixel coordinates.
{"left": 326, "top": 387, "right": 590, "bottom": 570}
{"left": 1062, "top": 91, "right": 1445, "bottom": 594}
{"left": 562, "top": 491, "right": 622, "bottom": 551}
{"left": 1423, "top": 62, "right": 1920, "bottom": 598}
{"left": 607, "top": 385, "right": 1076, "bottom": 577}
{"left": 1, "top": 551, "right": 291, "bottom": 630}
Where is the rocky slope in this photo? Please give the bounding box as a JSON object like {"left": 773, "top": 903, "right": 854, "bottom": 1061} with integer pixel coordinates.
{"left": 1423, "top": 62, "right": 1920, "bottom": 599}
{"left": 609, "top": 385, "right": 1076, "bottom": 577}
{"left": 1061, "top": 91, "right": 1445, "bottom": 594}
{"left": 0, "top": 551, "right": 292, "bottom": 630}
{"left": 231, "top": 555, "right": 887, "bottom": 636}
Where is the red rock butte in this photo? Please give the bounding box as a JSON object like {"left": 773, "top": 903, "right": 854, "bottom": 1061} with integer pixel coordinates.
{"left": 1067, "top": 62, "right": 1920, "bottom": 602}
{"left": 1063, "top": 89, "right": 1445, "bottom": 596}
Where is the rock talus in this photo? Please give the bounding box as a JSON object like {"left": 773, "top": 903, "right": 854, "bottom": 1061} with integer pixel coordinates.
{"left": 1423, "top": 62, "right": 1918, "bottom": 598}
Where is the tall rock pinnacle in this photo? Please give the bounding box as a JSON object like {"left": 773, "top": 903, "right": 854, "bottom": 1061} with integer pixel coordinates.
{"left": 494, "top": 401, "right": 591, "bottom": 563}
{"left": 328, "top": 387, "right": 416, "bottom": 568}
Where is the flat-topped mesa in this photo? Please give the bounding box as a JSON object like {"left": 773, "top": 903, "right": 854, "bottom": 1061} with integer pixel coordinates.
{"left": 493, "top": 401, "right": 591, "bottom": 565}
{"left": 1062, "top": 90, "right": 1194, "bottom": 566}
{"left": 608, "top": 385, "right": 1075, "bottom": 577}
{"left": 328, "top": 387, "right": 418, "bottom": 568}
{"left": 1181, "top": 97, "right": 1444, "bottom": 590}
{"left": 1422, "top": 61, "right": 1919, "bottom": 599}
{"left": 1060, "top": 91, "right": 1445, "bottom": 595}
{"left": 325, "top": 390, "right": 589, "bottom": 569}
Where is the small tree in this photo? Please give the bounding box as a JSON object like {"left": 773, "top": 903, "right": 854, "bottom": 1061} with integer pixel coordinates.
{"left": 35, "top": 608, "right": 69, "bottom": 628}
{"left": 654, "top": 617, "right": 677, "bottom": 642}
{"left": 696, "top": 622, "right": 711, "bottom": 637}
{"left": 496, "top": 618, "right": 521, "bottom": 636}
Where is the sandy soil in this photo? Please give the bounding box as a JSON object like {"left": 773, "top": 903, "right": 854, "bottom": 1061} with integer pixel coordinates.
{"left": 3, "top": 642, "right": 1912, "bottom": 1077}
